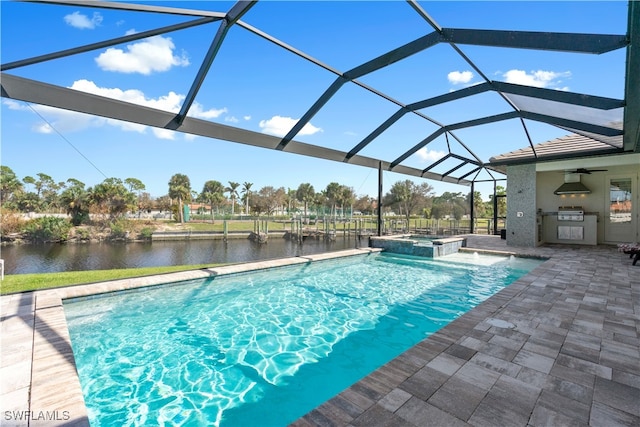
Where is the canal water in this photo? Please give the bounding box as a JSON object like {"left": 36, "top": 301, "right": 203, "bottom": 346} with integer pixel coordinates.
{"left": 1, "top": 237, "right": 360, "bottom": 275}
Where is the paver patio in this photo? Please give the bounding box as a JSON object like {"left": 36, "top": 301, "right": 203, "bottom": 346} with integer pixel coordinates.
{"left": 1, "top": 236, "right": 638, "bottom": 426}
{"left": 294, "top": 236, "right": 640, "bottom": 426}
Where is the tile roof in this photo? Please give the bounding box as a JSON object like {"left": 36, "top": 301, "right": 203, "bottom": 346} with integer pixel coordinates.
{"left": 489, "top": 132, "right": 624, "bottom": 166}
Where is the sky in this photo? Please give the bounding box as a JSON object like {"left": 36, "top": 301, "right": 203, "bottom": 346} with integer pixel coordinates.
{"left": 0, "top": 1, "right": 629, "bottom": 202}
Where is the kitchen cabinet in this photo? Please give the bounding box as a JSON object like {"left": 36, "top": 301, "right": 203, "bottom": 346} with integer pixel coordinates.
{"left": 557, "top": 225, "right": 583, "bottom": 240}
{"left": 543, "top": 213, "right": 597, "bottom": 245}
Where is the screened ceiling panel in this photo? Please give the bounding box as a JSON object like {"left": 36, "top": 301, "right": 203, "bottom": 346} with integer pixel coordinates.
{"left": 505, "top": 95, "right": 624, "bottom": 130}
{"left": 356, "top": 44, "right": 476, "bottom": 104}
{"left": 425, "top": 1, "right": 625, "bottom": 33}
{"left": 243, "top": 1, "right": 428, "bottom": 71}
{"left": 1, "top": 0, "right": 638, "bottom": 193}
{"left": 355, "top": 112, "right": 443, "bottom": 163}
{"left": 388, "top": 133, "right": 455, "bottom": 172}
{"left": 293, "top": 81, "right": 401, "bottom": 152}
{"left": 422, "top": 155, "right": 478, "bottom": 177}
{"left": 416, "top": 90, "right": 512, "bottom": 126}
{"left": 193, "top": 25, "right": 337, "bottom": 133}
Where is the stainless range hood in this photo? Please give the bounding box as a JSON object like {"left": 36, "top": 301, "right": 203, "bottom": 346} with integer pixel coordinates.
{"left": 554, "top": 173, "right": 591, "bottom": 195}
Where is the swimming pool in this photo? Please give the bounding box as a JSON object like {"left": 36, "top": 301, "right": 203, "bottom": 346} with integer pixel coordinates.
{"left": 64, "top": 252, "right": 543, "bottom": 426}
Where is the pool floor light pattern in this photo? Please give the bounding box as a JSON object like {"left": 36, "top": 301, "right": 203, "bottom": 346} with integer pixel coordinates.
{"left": 63, "top": 251, "right": 541, "bottom": 426}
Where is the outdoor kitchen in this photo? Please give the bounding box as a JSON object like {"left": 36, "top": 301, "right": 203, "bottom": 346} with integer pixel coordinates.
{"left": 542, "top": 206, "right": 598, "bottom": 245}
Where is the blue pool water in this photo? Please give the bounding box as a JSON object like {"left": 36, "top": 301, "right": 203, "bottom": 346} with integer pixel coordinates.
{"left": 64, "top": 252, "right": 543, "bottom": 426}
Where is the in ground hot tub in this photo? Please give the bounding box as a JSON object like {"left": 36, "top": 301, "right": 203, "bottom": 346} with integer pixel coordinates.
{"left": 369, "top": 234, "right": 466, "bottom": 257}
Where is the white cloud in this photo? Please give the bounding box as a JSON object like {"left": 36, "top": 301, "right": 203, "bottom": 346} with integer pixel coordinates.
{"left": 71, "top": 79, "right": 178, "bottom": 111}
{"left": 95, "top": 35, "right": 189, "bottom": 75}
{"left": 243, "top": 115, "right": 252, "bottom": 121}
{"left": 344, "top": 131, "right": 358, "bottom": 136}
{"left": 502, "top": 69, "right": 571, "bottom": 89}
{"left": 151, "top": 128, "right": 178, "bottom": 140}
{"left": 4, "top": 80, "right": 228, "bottom": 140}
{"left": 2, "top": 99, "right": 24, "bottom": 110}
{"left": 64, "top": 11, "right": 103, "bottom": 29}
{"left": 3, "top": 99, "right": 108, "bottom": 134}
{"left": 189, "top": 104, "right": 227, "bottom": 120}
{"left": 258, "top": 115, "right": 322, "bottom": 137}
{"left": 416, "top": 148, "right": 446, "bottom": 162}
{"left": 447, "top": 71, "right": 474, "bottom": 85}
{"left": 225, "top": 116, "right": 239, "bottom": 123}
{"left": 70, "top": 79, "right": 224, "bottom": 120}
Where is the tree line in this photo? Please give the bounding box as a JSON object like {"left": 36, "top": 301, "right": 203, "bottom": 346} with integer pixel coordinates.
{"left": 0, "top": 165, "right": 506, "bottom": 226}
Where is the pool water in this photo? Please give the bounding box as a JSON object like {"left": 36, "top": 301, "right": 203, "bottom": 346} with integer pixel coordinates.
{"left": 64, "top": 252, "right": 542, "bottom": 426}
{"left": 403, "top": 235, "right": 434, "bottom": 245}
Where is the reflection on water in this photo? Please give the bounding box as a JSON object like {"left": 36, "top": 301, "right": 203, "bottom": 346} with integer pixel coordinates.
{"left": 2, "top": 237, "right": 359, "bottom": 274}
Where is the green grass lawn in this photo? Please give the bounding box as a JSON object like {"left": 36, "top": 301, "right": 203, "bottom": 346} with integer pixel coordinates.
{"left": 0, "top": 263, "right": 224, "bottom": 295}
{"left": 151, "top": 217, "right": 499, "bottom": 234}
{"left": 176, "top": 220, "right": 367, "bottom": 232}
{"left": 182, "top": 220, "right": 292, "bottom": 232}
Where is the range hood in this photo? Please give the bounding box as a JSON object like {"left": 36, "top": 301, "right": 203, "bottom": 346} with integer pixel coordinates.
{"left": 554, "top": 173, "right": 591, "bottom": 195}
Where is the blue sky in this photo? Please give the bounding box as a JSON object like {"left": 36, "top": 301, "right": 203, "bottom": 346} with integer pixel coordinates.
{"left": 0, "top": 1, "right": 628, "bottom": 201}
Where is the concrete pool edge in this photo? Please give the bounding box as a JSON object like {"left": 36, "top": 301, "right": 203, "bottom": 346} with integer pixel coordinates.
{"left": 0, "top": 248, "right": 382, "bottom": 426}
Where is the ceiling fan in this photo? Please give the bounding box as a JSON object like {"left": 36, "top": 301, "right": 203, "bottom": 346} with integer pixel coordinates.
{"left": 564, "top": 168, "right": 608, "bottom": 174}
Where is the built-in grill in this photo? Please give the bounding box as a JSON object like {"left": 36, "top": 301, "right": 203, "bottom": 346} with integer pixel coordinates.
{"left": 557, "top": 206, "right": 584, "bottom": 221}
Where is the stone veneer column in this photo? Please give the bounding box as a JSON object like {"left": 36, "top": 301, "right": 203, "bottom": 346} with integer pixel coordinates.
{"left": 506, "top": 164, "right": 537, "bottom": 247}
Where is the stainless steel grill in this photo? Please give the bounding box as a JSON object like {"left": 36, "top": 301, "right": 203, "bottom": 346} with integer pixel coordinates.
{"left": 558, "top": 206, "right": 584, "bottom": 221}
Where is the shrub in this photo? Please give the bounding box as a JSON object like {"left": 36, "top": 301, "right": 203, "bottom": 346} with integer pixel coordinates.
{"left": 69, "top": 210, "right": 90, "bottom": 226}
{"left": 139, "top": 227, "right": 154, "bottom": 240}
{"left": 23, "top": 216, "right": 71, "bottom": 242}
{"left": 109, "top": 218, "right": 130, "bottom": 239}
{"left": 73, "top": 227, "right": 91, "bottom": 241}
{"left": 171, "top": 204, "right": 180, "bottom": 222}
{"left": 0, "top": 210, "right": 26, "bottom": 237}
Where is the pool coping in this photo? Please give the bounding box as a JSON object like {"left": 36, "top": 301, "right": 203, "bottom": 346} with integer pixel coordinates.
{"left": 2, "top": 237, "right": 639, "bottom": 426}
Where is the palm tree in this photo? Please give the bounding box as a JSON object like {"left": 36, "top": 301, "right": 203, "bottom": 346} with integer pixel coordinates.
{"left": 125, "top": 177, "right": 146, "bottom": 215}
{"left": 241, "top": 182, "right": 253, "bottom": 215}
{"left": 200, "top": 180, "right": 225, "bottom": 222}
{"left": 296, "top": 183, "right": 315, "bottom": 224}
{"left": 226, "top": 181, "right": 240, "bottom": 215}
{"left": 339, "top": 185, "right": 356, "bottom": 218}
{"left": 0, "top": 166, "right": 23, "bottom": 210}
{"left": 23, "top": 176, "right": 36, "bottom": 193}
{"left": 60, "top": 178, "right": 89, "bottom": 225}
{"left": 325, "top": 182, "right": 341, "bottom": 219}
{"left": 124, "top": 177, "right": 146, "bottom": 194}
{"left": 168, "top": 173, "right": 192, "bottom": 223}
{"left": 89, "top": 177, "right": 136, "bottom": 220}
{"left": 287, "top": 188, "right": 297, "bottom": 215}
{"left": 315, "top": 191, "right": 328, "bottom": 217}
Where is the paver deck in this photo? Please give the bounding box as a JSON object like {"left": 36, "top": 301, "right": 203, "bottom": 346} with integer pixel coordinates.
{"left": 1, "top": 236, "right": 638, "bottom": 426}
{"left": 295, "top": 236, "right": 640, "bottom": 426}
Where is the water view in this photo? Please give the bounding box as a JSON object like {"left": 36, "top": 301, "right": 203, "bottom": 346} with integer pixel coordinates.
{"left": 1, "top": 237, "right": 357, "bottom": 275}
